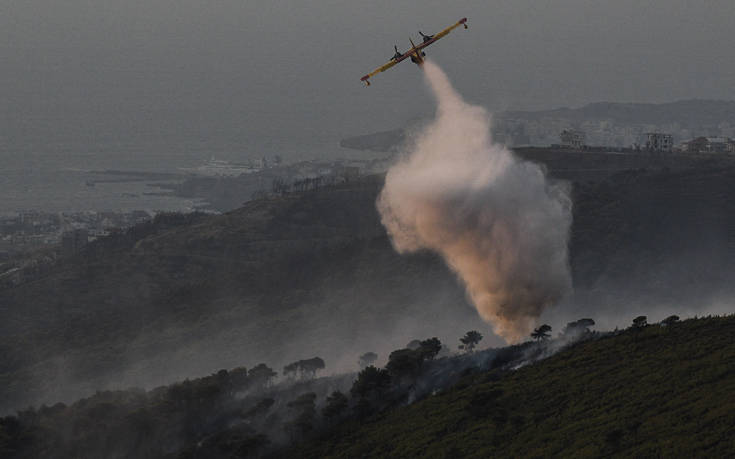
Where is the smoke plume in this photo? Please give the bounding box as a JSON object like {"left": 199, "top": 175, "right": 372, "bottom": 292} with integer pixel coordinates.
{"left": 377, "top": 61, "right": 572, "bottom": 342}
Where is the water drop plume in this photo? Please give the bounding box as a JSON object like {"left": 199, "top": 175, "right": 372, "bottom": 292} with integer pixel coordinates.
{"left": 377, "top": 60, "right": 572, "bottom": 342}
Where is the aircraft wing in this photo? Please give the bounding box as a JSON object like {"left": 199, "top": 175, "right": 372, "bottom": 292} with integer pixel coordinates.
{"left": 360, "top": 58, "right": 402, "bottom": 85}
{"left": 414, "top": 17, "right": 468, "bottom": 52}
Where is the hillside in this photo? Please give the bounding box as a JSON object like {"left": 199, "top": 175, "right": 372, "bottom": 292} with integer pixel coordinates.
{"left": 3, "top": 315, "right": 730, "bottom": 458}
{"left": 2, "top": 158, "right": 735, "bottom": 414}
{"left": 295, "top": 315, "right": 735, "bottom": 458}
{"left": 0, "top": 178, "right": 480, "bottom": 413}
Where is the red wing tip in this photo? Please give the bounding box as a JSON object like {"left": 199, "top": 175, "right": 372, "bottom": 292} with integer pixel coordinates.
{"left": 460, "top": 18, "right": 467, "bottom": 23}
{"left": 360, "top": 75, "right": 370, "bottom": 81}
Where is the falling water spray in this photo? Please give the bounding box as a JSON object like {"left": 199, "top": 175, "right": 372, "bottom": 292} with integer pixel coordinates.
{"left": 377, "top": 61, "right": 572, "bottom": 342}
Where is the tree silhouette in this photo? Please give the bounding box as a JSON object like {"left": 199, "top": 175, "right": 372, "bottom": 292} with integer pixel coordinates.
{"left": 322, "top": 391, "right": 349, "bottom": 421}
{"left": 282, "top": 357, "right": 325, "bottom": 380}
{"left": 386, "top": 348, "right": 424, "bottom": 383}
{"left": 285, "top": 392, "right": 317, "bottom": 438}
{"left": 358, "top": 352, "right": 378, "bottom": 369}
{"left": 248, "top": 363, "right": 277, "bottom": 389}
{"left": 299, "top": 357, "right": 325, "bottom": 379}
{"left": 563, "top": 318, "right": 595, "bottom": 337}
{"left": 531, "top": 324, "right": 552, "bottom": 341}
{"left": 350, "top": 366, "right": 391, "bottom": 400}
{"left": 418, "top": 337, "right": 442, "bottom": 360}
{"left": 632, "top": 316, "right": 648, "bottom": 329}
{"left": 229, "top": 367, "right": 249, "bottom": 393}
{"left": 350, "top": 366, "right": 392, "bottom": 419}
{"left": 243, "top": 398, "right": 275, "bottom": 419}
{"left": 282, "top": 362, "right": 299, "bottom": 380}
{"left": 459, "top": 331, "right": 483, "bottom": 353}
{"left": 662, "top": 315, "right": 680, "bottom": 327}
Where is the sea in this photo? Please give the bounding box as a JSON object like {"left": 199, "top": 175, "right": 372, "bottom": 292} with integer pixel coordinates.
{"left": 0, "top": 136, "right": 351, "bottom": 214}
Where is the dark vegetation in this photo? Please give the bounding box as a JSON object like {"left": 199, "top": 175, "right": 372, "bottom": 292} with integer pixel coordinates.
{"left": 3, "top": 314, "right": 729, "bottom": 457}
{"left": 2, "top": 177, "right": 465, "bottom": 412}
{"left": 0, "top": 313, "right": 642, "bottom": 458}
{"left": 293, "top": 315, "right": 735, "bottom": 458}
{"left": 0, "top": 348, "right": 366, "bottom": 458}
{"left": 566, "top": 158, "right": 735, "bottom": 316}
{"left": 530, "top": 324, "right": 551, "bottom": 341}
{"left": 2, "top": 154, "right": 735, "bottom": 417}
{"left": 0, "top": 151, "right": 734, "bottom": 455}
{"left": 0, "top": 325, "right": 544, "bottom": 458}
{"left": 283, "top": 358, "right": 325, "bottom": 380}
{"left": 458, "top": 331, "right": 483, "bottom": 353}
{"left": 562, "top": 318, "right": 596, "bottom": 338}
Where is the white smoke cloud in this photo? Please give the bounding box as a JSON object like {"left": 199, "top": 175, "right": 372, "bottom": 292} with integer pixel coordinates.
{"left": 377, "top": 61, "right": 572, "bottom": 343}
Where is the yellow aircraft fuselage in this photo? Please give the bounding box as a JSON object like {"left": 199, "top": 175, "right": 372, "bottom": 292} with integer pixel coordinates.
{"left": 408, "top": 38, "right": 425, "bottom": 66}
{"left": 360, "top": 17, "right": 468, "bottom": 86}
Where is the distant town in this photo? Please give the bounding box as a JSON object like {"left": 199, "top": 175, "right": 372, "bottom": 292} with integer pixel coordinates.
{"left": 0, "top": 210, "right": 160, "bottom": 286}
{"left": 4, "top": 104, "right": 735, "bottom": 289}
{"left": 0, "top": 210, "right": 153, "bottom": 253}
{"left": 4, "top": 126, "right": 731, "bottom": 261}
{"left": 556, "top": 129, "right": 735, "bottom": 154}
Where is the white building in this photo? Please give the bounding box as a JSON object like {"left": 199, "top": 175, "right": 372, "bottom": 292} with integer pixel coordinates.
{"left": 559, "top": 130, "right": 586, "bottom": 149}
{"left": 644, "top": 133, "right": 673, "bottom": 152}
{"left": 705, "top": 137, "right": 732, "bottom": 153}
{"left": 683, "top": 136, "right": 734, "bottom": 153}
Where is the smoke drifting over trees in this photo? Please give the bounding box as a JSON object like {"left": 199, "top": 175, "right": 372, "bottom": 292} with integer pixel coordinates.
{"left": 378, "top": 61, "right": 573, "bottom": 342}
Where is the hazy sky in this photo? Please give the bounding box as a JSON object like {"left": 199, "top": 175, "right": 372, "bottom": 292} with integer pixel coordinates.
{"left": 2, "top": 0, "right": 734, "bottom": 160}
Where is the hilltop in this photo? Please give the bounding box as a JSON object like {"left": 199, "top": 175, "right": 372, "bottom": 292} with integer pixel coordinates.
{"left": 340, "top": 99, "right": 735, "bottom": 150}
{"left": 502, "top": 99, "right": 735, "bottom": 126}
{"left": 496, "top": 99, "right": 735, "bottom": 147}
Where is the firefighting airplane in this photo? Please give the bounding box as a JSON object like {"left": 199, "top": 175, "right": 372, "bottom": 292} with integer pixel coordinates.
{"left": 360, "top": 17, "right": 468, "bottom": 86}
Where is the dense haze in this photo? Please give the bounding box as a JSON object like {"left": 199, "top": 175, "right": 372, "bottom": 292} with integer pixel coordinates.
{"left": 2, "top": 0, "right": 735, "bottom": 164}
{"left": 2, "top": 1, "right": 734, "bottom": 211}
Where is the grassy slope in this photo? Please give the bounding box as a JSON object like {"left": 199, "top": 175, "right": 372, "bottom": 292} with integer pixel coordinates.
{"left": 299, "top": 316, "right": 735, "bottom": 458}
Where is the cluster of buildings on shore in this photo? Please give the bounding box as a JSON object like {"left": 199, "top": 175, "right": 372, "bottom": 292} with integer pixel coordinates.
{"left": 0, "top": 210, "right": 153, "bottom": 257}
{"left": 679, "top": 136, "right": 735, "bottom": 154}
{"left": 558, "top": 129, "right": 735, "bottom": 154}
{"left": 0, "top": 210, "right": 155, "bottom": 287}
